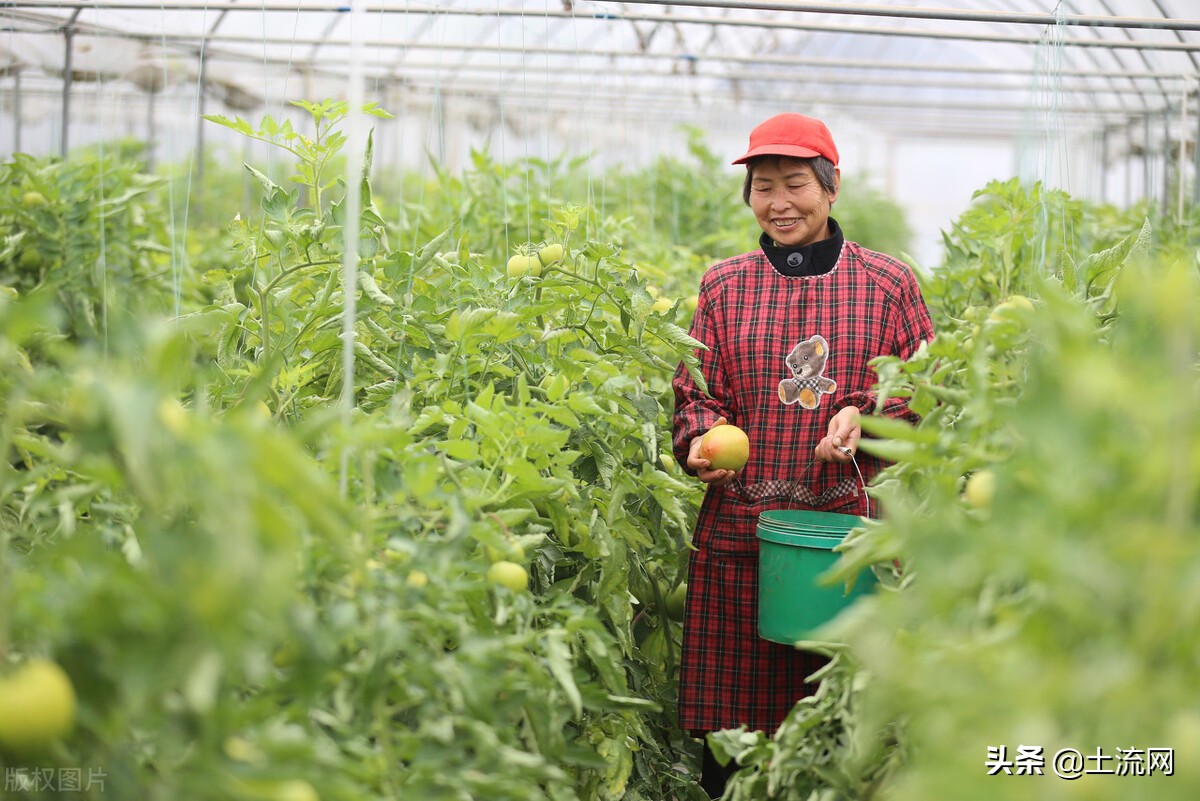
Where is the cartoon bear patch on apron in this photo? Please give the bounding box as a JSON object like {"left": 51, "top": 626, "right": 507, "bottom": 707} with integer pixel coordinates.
{"left": 728, "top": 333, "right": 857, "bottom": 506}
{"left": 778, "top": 334, "right": 837, "bottom": 409}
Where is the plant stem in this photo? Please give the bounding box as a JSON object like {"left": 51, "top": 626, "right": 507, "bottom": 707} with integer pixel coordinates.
{"left": 262, "top": 259, "right": 341, "bottom": 295}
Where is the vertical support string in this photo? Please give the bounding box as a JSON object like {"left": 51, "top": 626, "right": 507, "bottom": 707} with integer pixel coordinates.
{"left": 1017, "top": 0, "right": 1070, "bottom": 279}
{"left": 542, "top": 0, "right": 553, "bottom": 217}
{"left": 155, "top": 2, "right": 182, "bottom": 321}
{"left": 85, "top": 5, "right": 112, "bottom": 358}
{"left": 183, "top": 4, "right": 223, "bottom": 332}
{"left": 339, "top": 0, "right": 368, "bottom": 496}
{"left": 519, "top": 2, "right": 531, "bottom": 244}
{"left": 495, "top": 0, "right": 510, "bottom": 261}
{"left": 568, "top": 0, "right": 597, "bottom": 240}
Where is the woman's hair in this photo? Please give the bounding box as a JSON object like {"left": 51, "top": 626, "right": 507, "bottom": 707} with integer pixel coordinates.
{"left": 741, "top": 155, "right": 838, "bottom": 206}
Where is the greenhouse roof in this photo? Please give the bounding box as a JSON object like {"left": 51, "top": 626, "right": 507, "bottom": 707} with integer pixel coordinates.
{"left": 3, "top": 2, "right": 1199, "bottom": 265}
{"left": 3, "top": 1, "right": 1198, "bottom": 137}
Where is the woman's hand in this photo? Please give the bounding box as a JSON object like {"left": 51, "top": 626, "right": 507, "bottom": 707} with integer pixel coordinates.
{"left": 687, "top": 416, "right": 741, "bottom": 487}
{"left": 816, "top": 406, "right": 861, "bottom": 463}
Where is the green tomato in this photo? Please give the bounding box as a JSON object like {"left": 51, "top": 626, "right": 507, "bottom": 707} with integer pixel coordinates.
{"left": 271, "top": 644, "right": 299, "bottom": 669}
{"left": 665, "top": 582, "right": 687, "bottom": 621}
{"left": 271, "top": 780, "right": 320, "bottom": 801}
{"left": 488, "top": 560, "right": 529, "bottom": 592}
{"left": 21, "top": 191, "right": 47, "bottom": 207}
{"left": 506, "top": 254, "right": 542, "bottom": 279}
{"left": 235, "top": 778, "right": 320, "bottom": 801}
{"left": 1006, "top": 294, "right": 1035, "bottom": 311}
{"left": 988, "top": 295, "right": 1035, "bottom": 323}
{"left": 17, "top": 249, "right": 43, "bottom": 270}
{"left": 0, "top": 659, "right": 77, "bottom": 756}
{"left": 485, "top": 540, "right": 526, "bottom": 563}
{"left": 157, "top": 398, "right": 190, "bottom": 437}
{"left": 537, "top": 243, "right": 564, "bottom": 267}
{"left": 963, "top": 469, "right": 996, "bottom": 509}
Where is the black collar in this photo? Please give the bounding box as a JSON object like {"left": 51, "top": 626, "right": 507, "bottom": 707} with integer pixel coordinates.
{"left": 760, "top": 217, "right": 844, "bottom": 277}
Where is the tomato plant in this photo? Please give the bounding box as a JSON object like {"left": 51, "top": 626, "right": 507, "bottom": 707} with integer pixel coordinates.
{"left": 0, "top": 146, "right": 184, "bottom": 341}
{"left": 7, "top": 99, "right": 1197, "bottom": 801}
{"left": 1, "top": 100, "right": 717, "bottom": 800}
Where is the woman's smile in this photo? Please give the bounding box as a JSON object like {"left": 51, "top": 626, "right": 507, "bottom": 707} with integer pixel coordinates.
{"left": 748, "top": 158, "right": 839, "bottom": 248}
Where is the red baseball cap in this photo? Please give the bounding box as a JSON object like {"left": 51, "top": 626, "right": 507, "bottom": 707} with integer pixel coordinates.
{"left": 732, "top": 113, "right": 839, "bottom": 167}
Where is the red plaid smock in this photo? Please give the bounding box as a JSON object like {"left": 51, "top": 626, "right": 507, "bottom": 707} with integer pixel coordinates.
{"left": 671, "top": 240, "right": 934, "bottom": 735}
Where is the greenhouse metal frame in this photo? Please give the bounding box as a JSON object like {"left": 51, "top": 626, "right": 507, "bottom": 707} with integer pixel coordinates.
{"left": 4, "top": 3, "right": 1199, "bottom": 263}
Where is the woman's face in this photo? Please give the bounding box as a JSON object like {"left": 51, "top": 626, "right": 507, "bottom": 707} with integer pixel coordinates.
{"left": 747, "top": 157, "right": 840, "bottom": 248}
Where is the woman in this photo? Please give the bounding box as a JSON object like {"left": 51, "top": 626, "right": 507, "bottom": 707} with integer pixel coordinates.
{"left": 671, "top": 112, "right": 934, "bottom": 797}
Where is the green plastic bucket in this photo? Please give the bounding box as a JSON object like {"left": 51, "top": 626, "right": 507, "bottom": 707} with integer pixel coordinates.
{"left": 757, "top": 510, "right": 876, "bottom": 644}
{"left": 759, "top": 509, "right": 865, "bottom": 532}
{"left": 756, "top": 520, "right": 845, "bottom": 538}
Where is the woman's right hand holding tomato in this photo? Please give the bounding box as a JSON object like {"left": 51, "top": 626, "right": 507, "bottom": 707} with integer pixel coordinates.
{"left": 687, "top": 417, "right": 740, "bottom": 487}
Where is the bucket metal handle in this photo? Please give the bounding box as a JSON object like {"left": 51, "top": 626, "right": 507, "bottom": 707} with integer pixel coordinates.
{"left": 729, "top": 443, "right": 873, "bottom": 520}
{"left": 789, "top": 449, "right": 871, "bottom": 519}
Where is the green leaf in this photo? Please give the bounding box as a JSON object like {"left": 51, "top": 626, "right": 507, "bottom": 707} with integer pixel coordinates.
{"left": 545, "top": 631, "right": 583, "bottom": 717}
{"left": 444, "top": 439, "right": 480, "bottom": 461}
{"left": 243, "top": 162, "right": 281, "bottom": 197}
{"left": 682, "top": 353, "right": 711, "bottom": 397}
{"left": 855, "top": 438, "right": 938, "bottom": 465}
{"left": 566, "top": 393, "right": 607, "bottom": 416}
{"left": 202, "top": 114, "right": 253, "bottom": 136}
{"left": 363, "top": 102, "right": 395, "bottom": 119}
{"left": 655, "top": 321, "right": 707, "bottom": 352}
{"left": 858, "top": 414, "right": 939, "bottom": 443}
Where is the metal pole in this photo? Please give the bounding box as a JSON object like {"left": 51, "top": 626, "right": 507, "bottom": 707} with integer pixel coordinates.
{"left": 196, "top": 56, "right": 207, "bottom": 181}
{"left": 1100, "top": 127, "right": 1109, "bottom": 205}
{"left": 195, "top": 8, "right": 230, "bottom": 187}
{"left": 590, "top": 0, "right": 1200, "bottom": 32}
{"left": 0, "top": 84, "right": 1053, "bottom": 140}
{"left": 60, "top": 26, "right": 74, "bottom": 157}
{"left": 1156, "top": 109, "right": 1166, "bottom": 217}
{"left": 1144, "top": 113, "right": 1152, "bottom": 206}
{"left": 396, "top": 77, "right": 1135, "bottom": 119}
{"left": 1126, "top": 126, "right": 1133, "bottom": 204}
{"left": 13, "top": 70, "right": 21, "bottom": 154}
{"left": 338, "top": 0, "right": 368, "bottom": 495}
{"left": 10, "top": 14, "right": 1198, "bottom": 82}
{"left": 146, "top": 89, "right": 156, "bottom": 171}
{"left": 368, "top": 41, "right": 1195, "bottom": 84}
{"left": 1179, "top": 81, "right": 1188, "bottom": 221}
{"left": 1194, "top": 83, "right": 1200, "bottom": 206}
{"left": 58, "top": 8, "right": 84, "bottom": 159}
{"left": 10, "top": 1, "right": 1200, "bottom": 32}
{"left": 140, "top": 28, "right": 1200, "bottom": 56}
{"left": 385, "top": 58, "right": 1169, "bottom": 99}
